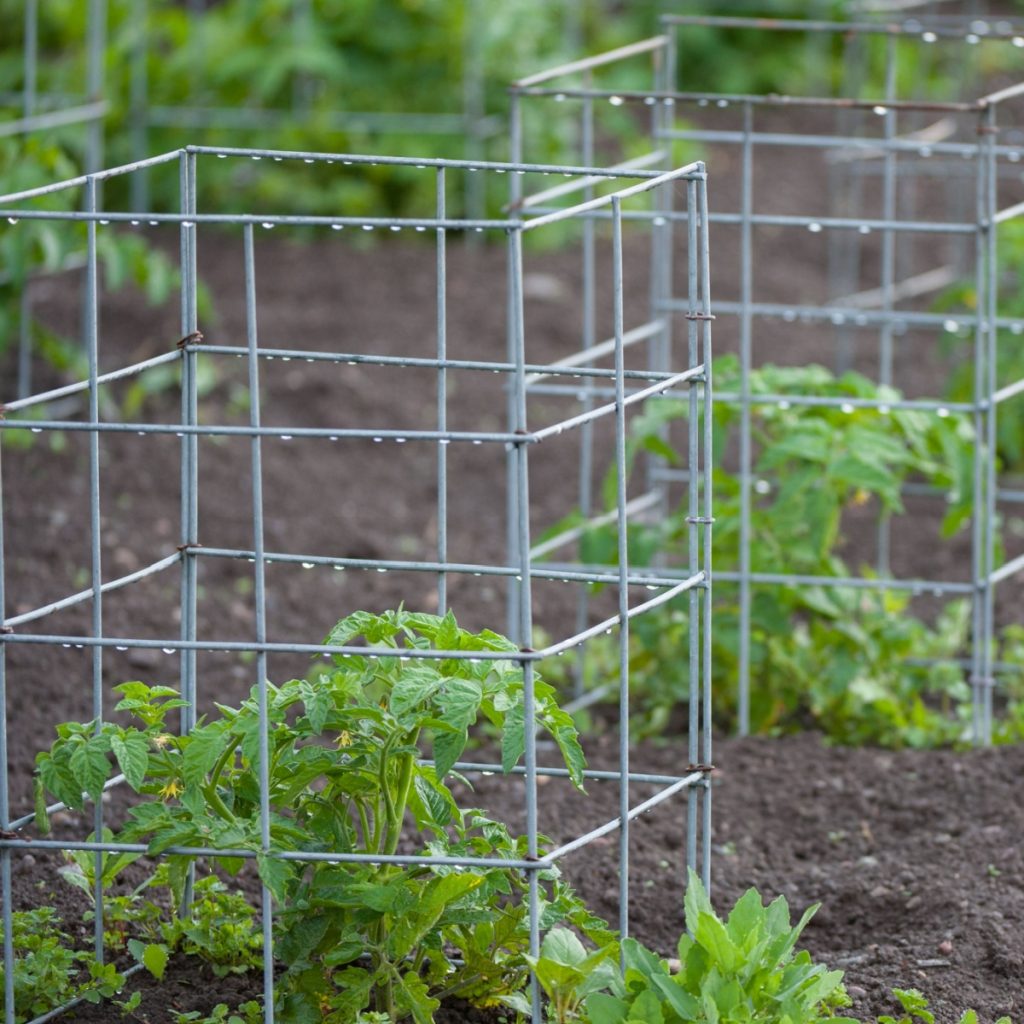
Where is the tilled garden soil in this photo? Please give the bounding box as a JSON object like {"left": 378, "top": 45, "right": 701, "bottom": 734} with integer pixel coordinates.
{"left": 2, "top": 108, "right": 1023, "bottom": 1021}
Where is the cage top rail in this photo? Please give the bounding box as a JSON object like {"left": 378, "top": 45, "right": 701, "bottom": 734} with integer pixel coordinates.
{"left": 0, "top": 144, "right": 703, "bottom": 209}
{"left": 659, "top": 13, "right": 1024, "bottom": 42}
{"left": 512, "top": 34, "right": 669, "bottom": 88}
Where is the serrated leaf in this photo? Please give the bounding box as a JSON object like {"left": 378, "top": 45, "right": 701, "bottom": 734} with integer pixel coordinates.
{"left": 128, "top": 939, "right": 169, "bottom": 980}
{"left": 182, "top": 725, "right": 227, "bottom": 788}
{"left": 69, "top": 736, "right": 111, "bottom": 802}
{"left": 111, "top": 731, "right": 149, "bottom": 791}
{"left": 257, "top": 853, "right": 293, "bottom": 902}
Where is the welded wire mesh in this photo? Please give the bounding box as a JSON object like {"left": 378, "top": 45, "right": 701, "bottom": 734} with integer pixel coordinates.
{"left": 0, "top": 148, "right": 713, "bottom": 1023}
{"left": 509, "top": 13, "right": 1024, "bottom": 744}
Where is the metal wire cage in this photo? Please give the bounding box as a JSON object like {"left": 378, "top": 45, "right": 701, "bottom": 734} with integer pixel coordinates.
{"left": 0, "top": 148, "right": 713, "bottom": 1023}
{"left": 509, "top": 13, "right": 1024, "bottom": 745}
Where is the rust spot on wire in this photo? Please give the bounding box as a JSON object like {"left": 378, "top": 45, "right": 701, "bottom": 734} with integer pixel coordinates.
{"left": 177, "top": 330, "right": 204, "bottom": 349}
{"left": 176, "top": 543, "right": 203, "bottom": 553}
{"left": 686, "top": 763, "right": 715, "bottom": 773}
{"left": 683, "top": 312, "right": 716, "bottom": 322}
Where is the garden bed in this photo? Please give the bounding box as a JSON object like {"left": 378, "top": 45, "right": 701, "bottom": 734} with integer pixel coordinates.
{"left": 3, "top": 229, "right": 1022, "bottom": 1022}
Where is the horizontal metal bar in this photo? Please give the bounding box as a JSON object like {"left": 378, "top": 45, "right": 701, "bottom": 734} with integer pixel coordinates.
{"left": 832, "top": 265, "right": 958, "bottom": 309}
{"left": 993, "top": 377, "right": 1024, "bottom": 406}
{"left": 660, "top": 126, "right": 988, "bottom": 159}
{"left": 0, "top": 100, "right": 108, "bottom": 139}
{"left": 196, "top": 341, "right": 676, "bottom": 384}
{"left": 660, "top": 297, "right": 1005, "bottom": 332}
{"left": 0, "top": 419, "right": 533, "bottom": 444}
{"left": 713, "top": 569, "right": 973, "bottom": 595}
{"left": 542, "top": 774, "right": 703, "bottom": 864}
{"left": 0, "top": 151, "right": 184, "bottom": 203}
{"left": 532, "top": 365, "right": 705, "bottom": 442}
{"left": 439, "top": 760, "right": 693, "bottom": 787}
{"left": 659, "top": 13, "right": 1024, "bottom": 41}
{"left": 990, "top": 551, "right": 1024, "bottom": 585}
{"left": 995, "top": 199, "right": 1024, "bottom": 224}
{"left": 4, "top": 350, "right": 183, "bottom": 412}
{"left": 3, "top": 553, "right": 182, "bottom": 628}
{"left": 516, "top": 151, "right": 668, "bottom": 211}
{"left": 530, "top": 491, "right": 663, "bottom": 559}
{"left": 537, "top": 573, "right": 707, "bottom": 658}
{"left": 185, "top": 144, "right": 685, "bottom": 182}
{"left": 28, "top": 964, "right": 146, "bottom": 1024}
{"left": 0, "top": 837, "right": 546, "bottom": 872}
{"left": 514, "top": 35, "right": 669, "bottom": 88}
{"left": 515, "top": 84, "right": 981, "bottom": 115}
{"left": 0, "top": 208, "right": 518, "bottom": 231}
{"left": 8, "top": 774, "right": 127, "bottom": 832}
{"left": 524, "top": 320, "right": 663, "bottom": 386}
{"left": 521, "top": 162, "right": 705, "bottom": 232}
{"left": 0, "top": 633, "right": 555, "bottom": 662}
{"left": 195, "top": 545, "right": 697, "bottom": 590}
{"left": 713, "top": 389, "right": 973, "bottom": 414}
{"left": 980, "top": 80, "right": 1024, "bottom": 107}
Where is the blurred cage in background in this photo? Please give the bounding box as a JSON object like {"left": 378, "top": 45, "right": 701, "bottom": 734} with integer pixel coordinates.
{"left": 509, "top": 12, "right": 1024, "bottom": 744}
{"left": 0, "top": 148, "right": 713, "bottom": 1023}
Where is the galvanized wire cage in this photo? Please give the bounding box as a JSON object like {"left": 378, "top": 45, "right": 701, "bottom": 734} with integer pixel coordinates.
{"left": 510, "top": 13, "right": 1024, "bottom": 745}
{"left": 0, "top": 148, "right": 713, "bottom": 1022}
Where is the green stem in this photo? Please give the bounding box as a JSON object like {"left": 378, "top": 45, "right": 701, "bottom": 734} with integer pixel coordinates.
{"left": 383, "top": 729, "right": 419, "bottom": 857}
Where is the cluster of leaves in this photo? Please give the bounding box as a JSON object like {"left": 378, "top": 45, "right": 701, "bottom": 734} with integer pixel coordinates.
{"left": 0, "top": 907, "right": 139, "bottom": 1024}
{"left": 550, "top": 357, "right": 1015, "bottom": 747}
{"left": 34, "top": 608, "right": 605, "bottom": 1023}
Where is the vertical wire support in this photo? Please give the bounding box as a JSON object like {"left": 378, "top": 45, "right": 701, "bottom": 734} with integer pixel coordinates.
{"left": 876, "top": 34, "right": 899, "bottom": 577}
{"left": 435, "top": 168, "right": 449, "bottom": 614}
{"left": 129, "top": 0, "right": 150, "bottom": 212}
{"left": 84, "top": 174, "right": 106, "bottom": 961}
{"left": 685, "top": 178, "right": 700, "bottom": 877}
{"left": 697, "top": 168, "right": 714, "bottom": 894}
{"left": 176, "top": 150, "right": 199, "bottom": 914}
{"left": 23, "top": 0, "right": 38, "bottom": 119}
{"left": 508, "top": 228, "right": 541, "bottom": 1024}
{"left": 463, "top": 0, "right": 486, "bottom": 223}
{"left": 572, "top": 87, "right": 596, "bottom": 700}
{"left": 611, "top": 197, "right": 632, "bottom": 945}
{"left": 970, "top": 109, "right": 987, "bottom": 744}
{"left": 16, "top": 236, "right": 32, "bottom": 401}
{"left": 505, "top": 121, "right": 523, "bottom": 642}
{"left": 981, "top": 103, "right": 999, "bottom": 745}
{"left": 737, "top": 100, "right": 753, "bottom": 738}
{"left": 0, "top": 392, "right": 14, "bottom": 1024}
{"left": 85, "top": 0, "right": 106, "bottom": 176}
{"left": 244, "top": 224, "right": 276, "bottom": 1024}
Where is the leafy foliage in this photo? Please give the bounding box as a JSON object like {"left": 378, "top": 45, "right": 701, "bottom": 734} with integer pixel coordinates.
{"left": 551, "top": 357, "right": 1008, "bottom": 746}
{"left": 35, "top": 608, "right": 605, "bottom": 1023}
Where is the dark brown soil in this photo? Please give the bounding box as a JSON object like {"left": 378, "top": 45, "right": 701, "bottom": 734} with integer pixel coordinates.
{"left": 2, "top": 99, "right": 1023, "bottom": 1023}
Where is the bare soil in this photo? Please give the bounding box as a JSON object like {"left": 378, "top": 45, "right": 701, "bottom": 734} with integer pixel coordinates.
{"left": 3, "top": 104, "right": 1024, "bottom": 1022}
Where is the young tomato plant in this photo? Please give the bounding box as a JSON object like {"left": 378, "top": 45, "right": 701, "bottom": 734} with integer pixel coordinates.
{"left": 548, "top": 357, "right": 1003, "bottom": 747}
{"left": 35, "top": 609, "right": 601, "bottom": 1023}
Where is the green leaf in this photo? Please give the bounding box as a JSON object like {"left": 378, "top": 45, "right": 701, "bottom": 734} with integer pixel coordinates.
{"left": 256, "top": 853, "right": 293, "bottom": 902}
{"left": 683, "top": 867, "right": 714, "bottom": 938}
{"left": 694, "top": 911, "right": 741, "bottom": 972}
{"left": 540, "top": 926, "right": 587, "bottom": 967}
{"left": 128, "top": 939, "right": 169, "bottom": 980}
{"left": 182, "top": 725, "right": 227, "bottom": 789}
{"left": 585, "top": 993, "right": 631, "bottom": 1024}
{"left": 69, "top": 735, "right": 112, "bottom": 802}
{"left": 111, "top": 731, "right": 149, "bottom": 791}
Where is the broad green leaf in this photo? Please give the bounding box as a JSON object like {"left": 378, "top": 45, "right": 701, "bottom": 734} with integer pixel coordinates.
{"left": 182, "top": 725, "right": 227, "bottom": 788}
{"left": 256, "top": 853, "right": 293, "bottom": 902}
{"left": 69, "top": 735, "right": 112, "bottom": 801}
{"left": 586, "top": 992, "right": 631, "bottom": 1024}
{"left": 128, "top": 939, "right": 169, "bottom": 980}
{"left": 695, "top": 910, "right": 741, "bottom": 972}
{"left": 391, "top": 669, "right": 443, "bottom": 721}
{"left": 540, "top": 926, "right": 588, "bottom": 967}
{"left": 683, "top": 868, "right": 714, "bottom": 938}
{"left": 111, "top": 731, "right": 149, "bottom": 791}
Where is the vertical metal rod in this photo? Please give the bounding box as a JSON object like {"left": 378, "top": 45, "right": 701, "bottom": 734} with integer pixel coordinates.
{"left": 130, "top": 0, "right": 150, "bottom": 212}
{"left": 981, "top": 103, "right": 998, "bottom": 745}
{"left": 16, "top": 251, "right": 32, "bottom": 400}
{"left": 0, "top": 402, "right": 14, "bottom": 1024}
{"left": 436, "top": 169, "right": 448, "bottom": 614}
{"left": 876, "top": 35, "right": 899, "bottom": 577}
{"left": 85, "top": 174, "right": 106, "bottom": 961}
{"left": 463, "top": 0, "right": 486, "bottom": 223}
{"left": 85, "top": 0, "right": 106, "bottom": 176}
{"left": 23, "top": 0, "right": 38, "bottom": 120}
{"left": 509, "top": 228, "right": 541, "bottom": 1023}
{"left": 698, "top": 169, "right": 714, "bottom": 894}
{"left": 737, "top": 101, "right": 753, "bottom": 738}
{"left": 573, "top": 87, "right": 596, "bottom": 700}
{"left": 970, "top": 112, "right": 987, "bottom": 744}
{"left": 685, "top": 178, "right": 699, "bottom": 877}
{"left": 611, "top": 197, "right": 632, "bottom": 945}
{"left": 186, "top": 151, "right": 199, "bottom": 736}
{"left": 244, "top": 223, "right": 276, "bottom": 1024}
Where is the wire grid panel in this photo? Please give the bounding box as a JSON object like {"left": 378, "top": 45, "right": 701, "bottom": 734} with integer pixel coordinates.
{"left": 509, "top": 13, "right": 1024, "bottom": 745}
{"left": 0, "top": 148, "right": 713, "bottom": 1023}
